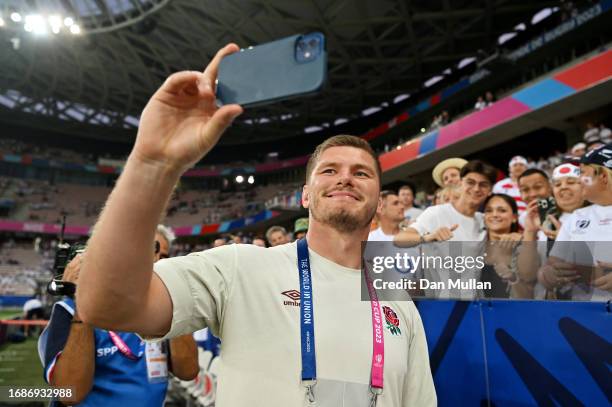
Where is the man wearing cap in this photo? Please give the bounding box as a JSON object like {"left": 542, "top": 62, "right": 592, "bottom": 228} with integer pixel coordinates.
{"left": 432, "top": 158, "right": 467, "bottom": 187}
{"left": 570, "top": 142, "right": 586, "bottom": 158}
{"left": 493, "top": 156, "right": 528, "bottom": 215}
{"left": 293, "top": 218, "right": 308, "bottom": 240}
{"left": 543, "top": 143, "right": 612, "bottom": 300}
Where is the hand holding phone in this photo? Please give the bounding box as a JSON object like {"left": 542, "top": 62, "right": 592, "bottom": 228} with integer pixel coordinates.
{"left": 537, "top": 197, "right": 557, "bottom": 230}
{"left": 217, "top": 33, "right": 327, "bottom": 107}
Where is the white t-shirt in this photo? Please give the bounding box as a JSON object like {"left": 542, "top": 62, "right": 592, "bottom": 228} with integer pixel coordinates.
{"left": 153, "top": 242, "right": 436, "bottom": 407}
{"left": 368, "top": 227, "right": 395, "bottom": 242}
{"left": 408, "top": 203, "right": 487, "bottom": 299}
{"left": 549, "top": 204, "right": 612, "bottom": 301}
{"left": 410, "top": 203, "right": 486, "bottom": 243}
{"left": 404, "top": 207, "right": 424, "bottom": 222}
{"left": 367, "top": 228, "right": 421, "bottom": 291}
{"left": 493, "top": 177, "right": 526, "bottom": 214}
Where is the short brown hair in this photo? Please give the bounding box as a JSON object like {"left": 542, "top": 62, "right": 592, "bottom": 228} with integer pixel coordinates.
{"left": 306, "top": 135, "right": 381, "bottom": 183}
{"left": 265, "top": 225, "right": 287, "bottom": 242}
{"left": 379, "top": 190, "right": 397, "bottom": 200}
{"left": 460, "top": 160, "right": 497, "bottom": 185}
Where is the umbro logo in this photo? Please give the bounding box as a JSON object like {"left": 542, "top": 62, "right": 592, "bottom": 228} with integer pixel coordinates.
{"left": 282, "top": 290, "right": 300, "bottom": 307}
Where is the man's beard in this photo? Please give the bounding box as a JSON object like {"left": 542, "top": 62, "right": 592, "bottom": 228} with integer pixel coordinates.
{"left": 310, "top": 195, "right": 376, "bottom": 234}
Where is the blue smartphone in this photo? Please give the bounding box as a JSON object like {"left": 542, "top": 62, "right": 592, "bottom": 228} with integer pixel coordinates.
{"left": 216, "top": 32, "right": 327, "bottom": 107}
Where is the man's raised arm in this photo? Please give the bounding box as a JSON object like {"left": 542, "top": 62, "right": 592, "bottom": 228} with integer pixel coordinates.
{"left": 77, "top": 45, "right": 243, "bottom": 336}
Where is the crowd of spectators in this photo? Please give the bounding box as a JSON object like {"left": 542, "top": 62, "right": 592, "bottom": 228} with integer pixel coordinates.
{"left": 0, "top": 238, "right": 52, "bottom": 296}
{"left": 0, "top": 138, "right": 100, "bottom": 166}
{"left": 0, "top": 176, "right": 284, "bottom": 228}
{"left": 368, "top": 141, "right": 612, "bottom": 302}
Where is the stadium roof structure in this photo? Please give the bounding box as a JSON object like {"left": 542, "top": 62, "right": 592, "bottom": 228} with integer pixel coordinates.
{"left": 0, "top": 0, "right": 559, "bottom": 152}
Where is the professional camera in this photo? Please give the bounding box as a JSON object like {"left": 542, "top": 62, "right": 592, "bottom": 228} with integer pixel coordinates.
{"left": 46, "top": 216, "right": 86, "bottom": 298}
{"left": 47, "top": 243, "right": 86, "bottom": 298}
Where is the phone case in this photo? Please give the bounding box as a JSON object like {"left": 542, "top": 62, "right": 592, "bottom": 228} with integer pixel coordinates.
{"left": 216, "top": 33, "right": 327, "bottom": 107}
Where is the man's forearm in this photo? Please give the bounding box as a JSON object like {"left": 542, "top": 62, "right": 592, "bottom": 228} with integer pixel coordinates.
{"left": 50, "top": 323, "right": 95, "bottom": 404}
{"left": 394, "top": 228, "right": 422, "bottom": 248}
{"left": 169, "top": 334, "right": 199, "bottom": 380}
{"left": 78, "top": 156, "right": 180, "bottom": 329}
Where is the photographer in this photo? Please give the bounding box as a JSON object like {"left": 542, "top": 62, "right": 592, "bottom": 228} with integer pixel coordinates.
{"left": 38, "top": 225, "right": 198, "bottom": 406}
{"left": 517, "top": 168, "right": 553, "bottom": 228}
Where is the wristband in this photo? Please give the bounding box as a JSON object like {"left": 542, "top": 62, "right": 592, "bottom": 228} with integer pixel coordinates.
{"left": 71, "top": 319, "right": 83, "bottom": 323}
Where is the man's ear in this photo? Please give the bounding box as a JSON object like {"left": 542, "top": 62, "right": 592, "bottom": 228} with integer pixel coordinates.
{"left": 599, "top": 170, "right": 610, "bottom": 186}
{"left": 302, "top": 185, "right": 310, "bottom": 209}
{"left": 376, "top": 197, "right": 383, "bottom": 214}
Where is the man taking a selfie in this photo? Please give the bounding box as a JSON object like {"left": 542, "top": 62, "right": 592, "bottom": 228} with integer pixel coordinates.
{"left": 77, "top": 44, "right": 436, "bottom": 406}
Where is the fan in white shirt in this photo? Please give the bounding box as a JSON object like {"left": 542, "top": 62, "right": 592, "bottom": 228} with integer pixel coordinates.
{"left": 395, "top": 160, "right": 496, "bottom": 299}
{"left": 543, "top": 144, "right": 612, "bottom": 300}
{"left": 368, "top": 190, "right": 405, "bottom": 241}
{"left": 397, "top": 184, "right": 423, "bottom": 222}
{"left": 493, "top": 155, "right": 528, "bottom": 215}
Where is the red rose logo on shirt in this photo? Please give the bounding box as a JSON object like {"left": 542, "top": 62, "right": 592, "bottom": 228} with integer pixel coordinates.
{"left": 382, "top": 306, "right": 401, "bottom": 336}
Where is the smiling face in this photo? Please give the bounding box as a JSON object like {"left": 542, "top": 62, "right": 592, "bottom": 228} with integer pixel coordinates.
{"left": 484, "top": 196, "right": 516, "bottom": 234}
{"left": 552, "top": 177, "right": 584, "bottom": 213}
{"left": 519, "top": 173, "right": 551, "bottom": 204}
{"left": 460, "top": 172, "right": 492, "bottom": 208}
{"left": 302, "top": 146, "right": 380, "bottom": 234}
{"left": 442, "top": 167, "right": 461, "bottom": 187}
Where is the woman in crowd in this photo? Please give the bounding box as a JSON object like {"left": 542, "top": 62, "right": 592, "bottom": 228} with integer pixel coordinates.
{"left": 481, "top": 194, "right": 529, "bottom": 298}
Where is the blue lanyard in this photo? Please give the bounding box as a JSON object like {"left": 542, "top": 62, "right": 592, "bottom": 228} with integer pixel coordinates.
{"left": 297, "top": 238, "right": 317, "bottom": 382}
{"left": 297, "top": 238, "right": 384, "bottom": 405}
